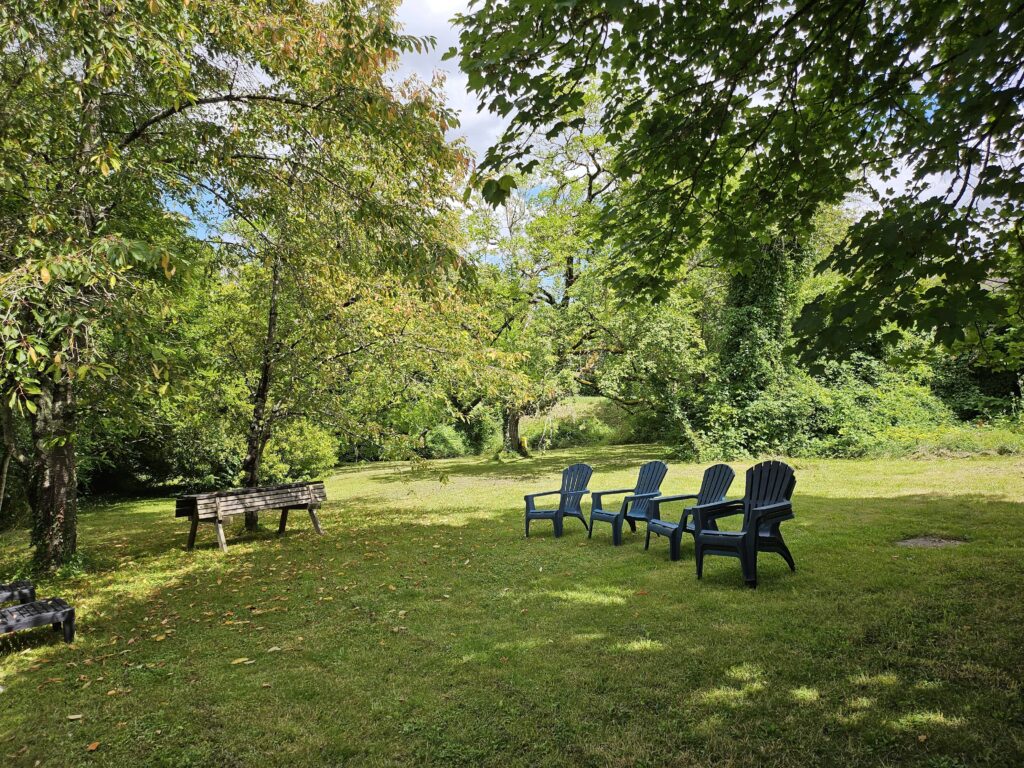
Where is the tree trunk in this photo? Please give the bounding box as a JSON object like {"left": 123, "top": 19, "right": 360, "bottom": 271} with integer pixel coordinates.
{"left": 0, "top": 451, "right": 11, "bottom": 523}
{"left": 562, "top": 254, "right": 575, "bottom": 307}
{"left": 29, "top": 380, "right": 78, "bottom": 569}
{"left": 240, "top": 252, "right": 282, "bottom": 530}
{"left": 502, "top": 407, "right": 529, "bottom": 457}
{"left": 0, "top": 401, "right": 29, "bottom": 525}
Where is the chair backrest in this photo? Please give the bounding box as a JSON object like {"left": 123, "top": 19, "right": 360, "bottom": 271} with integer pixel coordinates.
{"left": 559, "top": 463, "right": 593, "bottom": 514}
{"left": 696, "top": 463, "right": 735, "bottom": 506}
{"left": 742, "top": 461, "right": 796, "bottom": 530}
{"left": 628, "top": 460, "right": 668, "bottom": 519}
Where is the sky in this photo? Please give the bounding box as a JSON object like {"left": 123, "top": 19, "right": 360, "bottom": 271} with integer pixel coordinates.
{"left": 394, "top": 0, "right": 505, "bottom": 162}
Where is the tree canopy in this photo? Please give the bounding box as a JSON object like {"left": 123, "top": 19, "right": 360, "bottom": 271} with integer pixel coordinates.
{"left": 452, "top": 0, "right": 1023, "bottom": 362}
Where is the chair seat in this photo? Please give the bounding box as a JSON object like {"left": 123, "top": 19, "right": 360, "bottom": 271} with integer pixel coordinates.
{"left": 699, "top": 526, "right": 791, "bottom": 542}
{"left": 648, "top": 518, "right": 695, "bottom": 535}
{"left": 527, "top": 509, "right": 585, "bottom": 518}
{"left": 592, "top": 507, "right": 648, "bottom": 521}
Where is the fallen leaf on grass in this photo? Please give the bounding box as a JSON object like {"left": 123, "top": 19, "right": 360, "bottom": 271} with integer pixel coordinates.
{"left": 67, "top": 714, "right": 83, "bottom": 721}
{"left": 230, "top": 658, "right": 250, "bottom": 665}
{"left": 86, "top": 742, "right": 100, "bottom": 752}
{"left": 267, "top": 646, "right": 282, "bottom": 653}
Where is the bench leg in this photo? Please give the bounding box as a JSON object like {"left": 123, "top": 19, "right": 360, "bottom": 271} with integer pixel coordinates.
{"left": 62, "top": 610, "right": 75, "bottom": 643}
{"left": 308, "top": 504, "right": 323, "bottom": 535}
{"left": 278, "top": 508, "right": 289, "bottom": 535}
{"left": 214, "top": 519, "right": 229, "bottom": 553}
{"left": 187, "top": 515, "right": 200, "bottom": 551}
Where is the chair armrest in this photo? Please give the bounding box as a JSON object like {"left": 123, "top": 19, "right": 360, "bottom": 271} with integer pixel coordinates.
{"left": 590, "top": 487, "right": 635, "bottom": 509}
{"left": 691, "top": 499, "right": 743, "bottom": 531}
{"left": 623, "top": 491, "right": 661, "bottom": 503}
{"left": 524, "top": 489, "right": 560, "bottom": 512}
{"left": 528, "top": 493, "right": 561, "bottom": 505}
{"left": 647, "top": 494, "right": 699, "bottom": 522}
{"left": 524, "top": 489, "right": 560, "bottom": 502}
{"left": 750, "top": 501, "right": 793, "bottom": 523}
{"left": 622, "top": 491, "right": 662, "bottom": 518}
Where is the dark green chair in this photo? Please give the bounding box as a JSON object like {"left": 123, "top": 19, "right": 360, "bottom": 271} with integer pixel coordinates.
{"left": 645, "top": 463, "right": 735, "bottom": 560}
{"left": 588, "top": 460, "right": 668, "bottom": 545}
{"left": 692, "top": 460, "right": 796, "bottom": 588}
{"left": 525, "top": 462, "right": 592, "bottom": 538}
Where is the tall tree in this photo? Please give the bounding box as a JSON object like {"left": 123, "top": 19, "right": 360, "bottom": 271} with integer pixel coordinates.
{"left": 452, "top": 0, "right": 1024, "bottom": 362}
{"left": 0, "top": 0, "right": 458, "bottom": 567}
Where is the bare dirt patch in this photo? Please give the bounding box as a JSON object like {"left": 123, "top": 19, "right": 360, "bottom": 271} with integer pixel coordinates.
{"left": 897, "top": 536, "right": 966, "bottom": 548}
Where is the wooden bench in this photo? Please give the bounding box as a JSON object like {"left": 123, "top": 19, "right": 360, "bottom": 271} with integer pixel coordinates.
{"left": 0, "top": 598, "right": 75, "bottom": 643}
{"left": 176, "top": 481, "right": 326, "bottom": 553}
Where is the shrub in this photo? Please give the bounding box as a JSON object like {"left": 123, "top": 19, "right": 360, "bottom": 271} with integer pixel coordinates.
{"left": 522, "top": 397, "right": 636, "bottom": 451}
{"left": 456, "top": 406, "right": 503, "bottom": 455}
{"left": 261, "top": 420, "right": 338, "bottom": 484}
{"left": 541, "top": 416, "right": 615, "bottom": 449}
{"left": 423, "top": 425, "right": 470, "bottom": 459}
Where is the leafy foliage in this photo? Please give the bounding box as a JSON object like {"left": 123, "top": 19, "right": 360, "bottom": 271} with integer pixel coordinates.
{"left": 452, "top": 0, "right": 1024, "bottom": 363}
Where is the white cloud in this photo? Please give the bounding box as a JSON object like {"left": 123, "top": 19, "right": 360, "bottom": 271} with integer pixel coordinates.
{"left": 395, "top": 0, "right": 506, "bottom": 162}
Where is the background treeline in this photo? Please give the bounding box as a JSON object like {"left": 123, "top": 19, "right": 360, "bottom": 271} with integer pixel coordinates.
{"left": 6, "top": 91, "right": 1019, "bottom": 537}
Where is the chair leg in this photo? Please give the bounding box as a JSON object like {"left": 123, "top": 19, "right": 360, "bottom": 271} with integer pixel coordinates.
{"left": 644, "top": 529, "right": 651, "bottom": 550}
{"left": 612, "top": 518, "right": 623, "bottom": 546}
{"left": 553, "top": 516, "right": 564, "bottom": 538}
{"left": 62, "top": 610, "right": 76, "bottom": 643}
{"left": 525, "top": 516, "right": 530, "bottom": 538}
{"left": 741, "top": 543, "right": 758, "bottom": 588}
{"left": 186, "top": 515, "right": 199, "bottom": 551}
{"left": 626, "top": 518, "right": 637, "bottom": 534}
{"left": 278, "top": 508, "right": 289, "bottom": 535}
{"left": 669, "top": 531, "right": 682, "bottom": 562}
{"left": 777, "top": 541, "right": 796, "bottom": 572}
{"left": 695, "top": 543, "right": 704, "bottom": 579}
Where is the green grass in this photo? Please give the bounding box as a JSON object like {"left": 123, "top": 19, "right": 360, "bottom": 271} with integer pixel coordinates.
{"left": 1, "top": 446, "right": 1023, "bottom": 766}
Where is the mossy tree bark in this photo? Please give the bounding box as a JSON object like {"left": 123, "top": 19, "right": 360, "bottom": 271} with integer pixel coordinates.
{"left": 29, "top": 380, "right": 78, "bottom": 569}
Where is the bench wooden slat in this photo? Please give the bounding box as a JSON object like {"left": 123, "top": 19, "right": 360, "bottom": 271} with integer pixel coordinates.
{"left": 175, "top": 482, "right": 326, "bottom": 518}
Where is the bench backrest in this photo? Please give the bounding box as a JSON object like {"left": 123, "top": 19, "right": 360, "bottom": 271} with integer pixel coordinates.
{"left": 175, "top": 481, "right": 327, "bottom": 520}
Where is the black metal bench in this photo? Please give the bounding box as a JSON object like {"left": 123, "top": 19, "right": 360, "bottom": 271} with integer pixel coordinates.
{"left": 176, "top": 481, "right": 327, "bottom": 553}
{"left": 0, "top": 580, "right": 36, "bottom": 605}
{"left": 0, "top": 598, "right": 75, "bottom": 643}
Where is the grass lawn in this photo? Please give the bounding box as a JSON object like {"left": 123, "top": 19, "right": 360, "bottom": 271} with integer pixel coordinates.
{"left": 1, "top": 446, "right": 1023, "bottom": 766}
